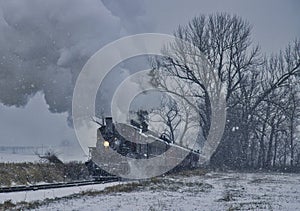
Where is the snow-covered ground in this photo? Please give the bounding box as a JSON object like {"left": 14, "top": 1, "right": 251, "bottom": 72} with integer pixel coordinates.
{"left": 0, "top": 181, "right": 123, "bottom": 204}
{"left": 4, "top": 172, "right": 299, "bottom": 210}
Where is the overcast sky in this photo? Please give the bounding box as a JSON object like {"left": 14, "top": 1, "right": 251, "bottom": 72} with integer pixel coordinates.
{"left": 0, "top": 0, "right": 299, "bottom": 156}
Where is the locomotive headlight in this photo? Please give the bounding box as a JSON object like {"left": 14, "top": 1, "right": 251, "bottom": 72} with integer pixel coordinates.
{"left": 103, "top": 141, "right": 110, "bottom": 148}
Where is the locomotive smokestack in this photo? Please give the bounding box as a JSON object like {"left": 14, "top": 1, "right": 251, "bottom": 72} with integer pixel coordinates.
{"left": 105, "top": 117, "right": 113, "bottom": 134}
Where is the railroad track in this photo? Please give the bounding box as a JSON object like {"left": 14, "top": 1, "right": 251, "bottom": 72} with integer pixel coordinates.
{"left": 0, "top": 176, "right": 120, "bottom": 193}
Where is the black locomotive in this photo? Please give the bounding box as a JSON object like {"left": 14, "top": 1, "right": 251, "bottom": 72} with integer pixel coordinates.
{"left": 86, "top": 117, "right": 200, "bottom": 178}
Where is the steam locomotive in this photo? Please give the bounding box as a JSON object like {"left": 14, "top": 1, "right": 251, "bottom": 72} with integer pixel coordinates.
{"left": 86, "top": 117, "right": 201, "bottom": 178}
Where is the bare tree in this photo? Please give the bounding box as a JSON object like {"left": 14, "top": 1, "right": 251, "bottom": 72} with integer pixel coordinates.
{"left": 36, "top": 150, "right": 63, "bottom": 165}
{"left": 150, "top": 13, "right": 300, "bottom": 169}
{"left": 149, "top": 97, "right": 181, "bottom": 143}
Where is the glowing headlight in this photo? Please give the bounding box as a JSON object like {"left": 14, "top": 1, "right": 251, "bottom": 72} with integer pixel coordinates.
{"left": 103, "top": 141, "right": 110, "bottom": 147}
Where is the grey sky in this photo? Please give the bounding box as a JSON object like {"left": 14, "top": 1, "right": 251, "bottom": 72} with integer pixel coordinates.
{"left": 143, "top": 0, "right": 300, "bottom": 53}
{"left": 0, "top": 0, "right": 299, "bottom": 153}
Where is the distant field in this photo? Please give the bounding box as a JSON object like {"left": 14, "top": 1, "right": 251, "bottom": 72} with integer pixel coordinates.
{"left": 0, "top": 152, "right": 40, "bottom": 163}
{"left": 0, "top": 146, "right": 87, "bottom": 163}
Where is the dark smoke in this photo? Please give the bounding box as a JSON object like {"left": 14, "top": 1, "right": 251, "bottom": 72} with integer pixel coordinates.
{"left": 0, "top": 0, "right": 149, "bottom": 124}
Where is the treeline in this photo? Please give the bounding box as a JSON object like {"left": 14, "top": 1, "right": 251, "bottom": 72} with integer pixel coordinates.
{"left": 151, "top": 13, "right": 299, "bottom": 171}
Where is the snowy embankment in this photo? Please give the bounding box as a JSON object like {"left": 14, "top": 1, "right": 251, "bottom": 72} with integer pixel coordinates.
{"left": 2, "top": 172, "right": 299, "bottom": 210}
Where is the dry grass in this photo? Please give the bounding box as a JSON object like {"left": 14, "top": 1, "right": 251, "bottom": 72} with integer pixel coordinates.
{"left": 0, "top": 162, "right": 89, "bottom": 187}
{"left": 169, "top": 168, "right": 209, "bottom": 177}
